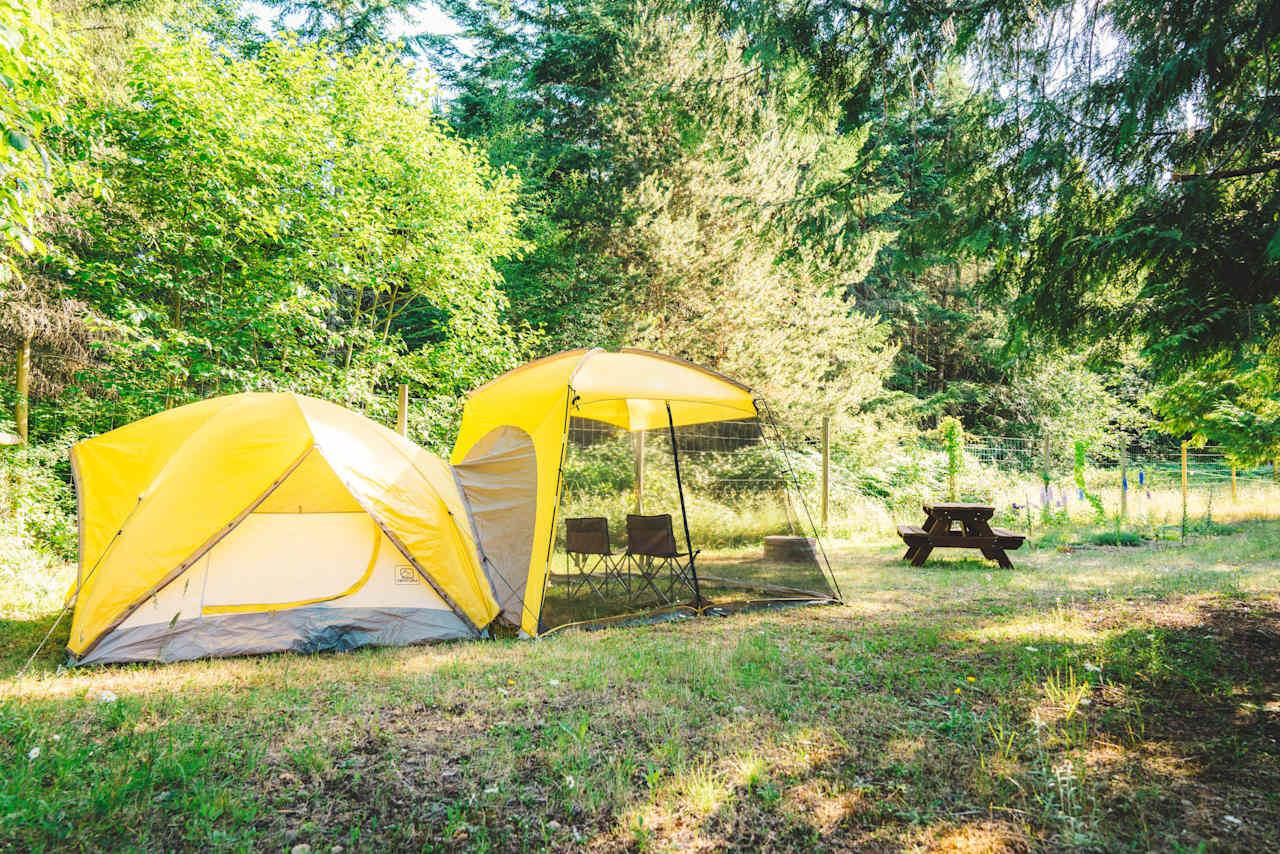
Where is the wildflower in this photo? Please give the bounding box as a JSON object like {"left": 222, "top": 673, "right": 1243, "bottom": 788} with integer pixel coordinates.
{"left": 564, "top": 774, "right": 576, "bottom": 789}
{"left": 1024, "top": 646, "right": 1039, "bottom": 652}
{"left": 484, "top": 785, "right": 499, "bottom": 795}
{"left": 51, "top": 734, "right": 61, "bottom": 741}
{"left": 954, "top": 687, "right": 962, "bottom": 695}
{"left": 966, "top": 676, "right": 976, "bottom": 683}
{"left": 1083, "top": 662, "right": 1101, "bottom": 674}
{"left": 28, "top": 747, "right": 39, "bottom": 760}
{"left": 549, "top": 679, "right": 560, "bottom": 687}
{"left": 97, "top": 689, "right": 118, "bottom": 703}
{"left": 507, "top": 679, "right": 515, "bottom": 686}
{"left": 1078, "top": 698, "right": 1092, "bottom": 706}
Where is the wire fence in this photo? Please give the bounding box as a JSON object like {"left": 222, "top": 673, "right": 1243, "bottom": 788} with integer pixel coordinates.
{"left": 32, "top": 386, "right": 1279, "bottom": 540}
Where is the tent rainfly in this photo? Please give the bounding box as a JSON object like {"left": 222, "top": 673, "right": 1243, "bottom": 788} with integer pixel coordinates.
{"left": 451, "top": 347, "right": 838, "bottom": 638}
{"left": 66, "top": 393, "right": 499, "bottom": 665}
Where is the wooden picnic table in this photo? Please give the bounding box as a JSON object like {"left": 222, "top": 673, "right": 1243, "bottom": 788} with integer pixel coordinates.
{"left": 897, "top": 502, "right": 1025, "bottom": 569}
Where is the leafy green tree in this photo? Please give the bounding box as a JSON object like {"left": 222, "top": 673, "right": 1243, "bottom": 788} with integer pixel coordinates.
{"left": 1149, "top": 347, "right": 1280, "bottom": 468}
{"left": 434, "top": 0, "right": 898, "bottom": 423}
{"left": 32, "top": 34, "right": 525, "bottom": 439}
{"left": 599, "top": 14, "right": 896, "bottom": 421}
{"left": 0, "top": 0, "right": 73, "bottom": 267}
{"left": 262, "top": 0, "right": 427, "bottom": 53}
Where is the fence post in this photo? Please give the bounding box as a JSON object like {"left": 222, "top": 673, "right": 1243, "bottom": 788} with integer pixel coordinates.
{"left": 1042, "top": 435, "right": 1051, "bottom": 487}
{"left": 633, "top": 430, "right": 645, "bottom": 513}
{"left": 396, "top": 384, "right": 408, "bottom": 437}
{"left": 821, "top": 416, "right": 830, "bottom": 529}
{"left": 1231, "top": 465, "right": 1237, "bottom": 503}
{"left": 1119, "top": 435, "right": 1128, "bottom": 520}
{"left": 1181, "top": 440, "right": 1189, "bottom": 540}
{"left": 15, "top": 336, "right": 30, "bottom": 442}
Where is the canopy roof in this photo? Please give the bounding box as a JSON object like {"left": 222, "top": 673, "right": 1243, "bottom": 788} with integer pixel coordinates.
{"left": 463, "top": 348, "right": 758, "bottom": 436}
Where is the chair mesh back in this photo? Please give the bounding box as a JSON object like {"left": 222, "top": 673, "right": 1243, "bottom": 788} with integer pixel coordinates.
{"left": 626, "top": 514, "right": 679, "bottom": 557}
{"left": 565, "top": 516, "right": 612, "bottom": 555}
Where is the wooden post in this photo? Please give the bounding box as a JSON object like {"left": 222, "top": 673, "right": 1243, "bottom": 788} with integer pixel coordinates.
{"left": 396, "top": 384, "right": 408, "bottom": 437}
{"left": 14, "top": 336, "right": 30, "bottom": 443}
{"left": 633, "top": 430, "right": 645, "bottom": 513}
{"left": 821, "top": 416, "right": 830, "bottom": 529}
{"left": 1181, "top": 440, "right": 1189, "bottom": 540}
{"left": 1119, "top": 436, "right": 1128, "bottom": 520}
{"left": 1231, "top": 465, "right": 1237, "bottom": 503}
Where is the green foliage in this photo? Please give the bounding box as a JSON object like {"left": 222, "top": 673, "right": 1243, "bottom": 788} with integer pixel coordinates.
{"left": 433, "top": 1, "right": 897, "bottom": 425}
{"left": 1086, "top": 530, "right": 1144, "bottom": 547}
{"left": 938, "top": 415, "right": 963, "bottom": 500}
{"left": 0, "top": 0, "right": 73, "bottom": 267}
{"left": 1148, "top": 346, "right": 1280, "bottom": 468}
{"left": 1073, "top": 441, "right": 1105, "bottom": 522}
{"left": 32, "top": 33, "right": 526, "bottom": 438}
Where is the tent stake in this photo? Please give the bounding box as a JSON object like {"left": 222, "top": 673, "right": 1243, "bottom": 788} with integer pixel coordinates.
{"left": 666, "top": 403, "right": 702, "bottom": 610}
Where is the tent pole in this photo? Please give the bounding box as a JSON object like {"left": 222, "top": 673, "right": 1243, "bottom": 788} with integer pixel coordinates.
{"left": 666, "top": 403, "right": 702, "bottom": 610}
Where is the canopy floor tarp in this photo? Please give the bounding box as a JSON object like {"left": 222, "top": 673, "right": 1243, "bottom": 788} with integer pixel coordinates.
{"left": 451, "top": 348, "right": 841, "bottom": 637}
{"left": 67, "top": 392, "right": 500, "bottom": 665}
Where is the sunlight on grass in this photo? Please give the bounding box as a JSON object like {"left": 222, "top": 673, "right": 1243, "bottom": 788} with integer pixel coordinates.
{"left": 1, "top": 521, "right": 1278, "bottom": 850}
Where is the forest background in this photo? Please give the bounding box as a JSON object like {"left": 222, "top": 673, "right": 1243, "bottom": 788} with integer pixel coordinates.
{"left": 0, "top": 0, "right": 1275, "bottom": 561}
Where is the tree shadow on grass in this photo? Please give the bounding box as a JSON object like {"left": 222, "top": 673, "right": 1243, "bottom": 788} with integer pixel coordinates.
{"left": 0, "top": 560, "right": 1277, "bottom": 852}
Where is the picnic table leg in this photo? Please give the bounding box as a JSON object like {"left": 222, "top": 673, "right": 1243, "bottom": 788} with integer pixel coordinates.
{"left": 968, "top": 517, "right": 1016, "bottom": 570}
{"left": 911, "top": 512, "right": 951, "bottom": 566}
{"left": 904, "top": 511, "right": 942, "bottom": 564}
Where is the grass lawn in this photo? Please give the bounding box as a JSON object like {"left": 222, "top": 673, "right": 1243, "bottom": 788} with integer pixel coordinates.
{"left": 1, "top": 524, "right": 1278, "bottom": 852}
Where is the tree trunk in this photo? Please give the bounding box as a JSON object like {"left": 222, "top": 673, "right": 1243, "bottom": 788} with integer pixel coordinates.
{"left": 15, "top": 335, "right": 30, "bottom": 442}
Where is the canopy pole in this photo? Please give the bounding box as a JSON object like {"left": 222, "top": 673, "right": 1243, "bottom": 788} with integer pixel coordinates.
{"left": 666, "top": 402, "right": 702, "bottom": 610}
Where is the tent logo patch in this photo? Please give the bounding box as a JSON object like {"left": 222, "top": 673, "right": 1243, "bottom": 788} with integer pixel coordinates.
{"left": 394, "top": 565, "right": 417, "bottom": 585}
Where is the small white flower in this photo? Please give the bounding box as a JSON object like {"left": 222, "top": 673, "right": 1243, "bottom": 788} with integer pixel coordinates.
{"left": 1078, "top": 698, "right": 1092, "bottom": 706}
{"left": 1024, "top": 646, "right": 1039, "bottom": 652}
{"left": 548, "top": 679, "right": 560, "bottom": 687}
{"left": 564, "top": 774, "right": 576, "bottom": 789}
{"left": 484, "top": 786, "right": 499, "bottom": 794}
{"left": 498, "top": 688, "right": 509, "bottom": 697}
{"left": 1083, "top": 662, "right": 1102, "bottom": 673}
{"left": 28, "top": 747, "right": 39, "bottom": 760}
{"left": 50, "top": 734, "right": 61, "bottom": 741}
{"left": 1031, "top": 713, "right": 1046, "bottom": 729}
{"left": 98, "top": 690, "right": 118, "bottom": 703}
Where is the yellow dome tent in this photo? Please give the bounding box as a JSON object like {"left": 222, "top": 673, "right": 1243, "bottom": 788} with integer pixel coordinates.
{"left": 67, "top": 392, "right": 500, "bottom": 665}
{"left": 451, "top": 348, "right": 838, "bottom": 638}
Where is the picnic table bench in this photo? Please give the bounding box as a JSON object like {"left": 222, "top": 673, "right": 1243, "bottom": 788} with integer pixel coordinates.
{"left": 897, "top": 502, "right": 1025, "bottom": 569}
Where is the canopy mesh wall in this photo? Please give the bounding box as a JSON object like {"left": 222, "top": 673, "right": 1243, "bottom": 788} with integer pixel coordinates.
{"left": 538, "top": 416, "right": 840, "bottom": 632}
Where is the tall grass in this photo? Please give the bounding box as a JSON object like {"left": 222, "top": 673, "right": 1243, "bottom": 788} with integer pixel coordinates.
{"left": 561, "top": 433, "right": 1279, "bottom": 552}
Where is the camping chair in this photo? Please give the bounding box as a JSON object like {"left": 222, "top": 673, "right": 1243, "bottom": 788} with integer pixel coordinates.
{"left": 564, "top": 517, "right": 625, "bottom": 600}
{"left": 624, "top": 514, "right": 699, "bottom": 604}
